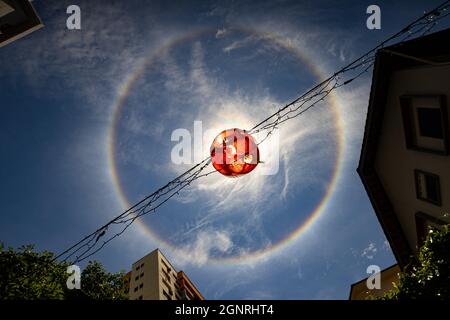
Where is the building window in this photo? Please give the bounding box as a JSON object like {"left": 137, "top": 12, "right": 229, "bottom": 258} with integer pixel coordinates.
{"left": 414, "top": 170, "right": 441, "bottom": 205}
{"left": 162, "top": 269, "right": 171, "bottom": 283}
{"left": 138, "top": 295, "right": 143, "bottom": 300}
{"left": 417, "top": 108, "right": 444, "bottom": 139}
{"left": 141, "top": 263, "right": 144, "bottom": 268}
{"left": 161, "top": 259, "right": 173, "bottom": 274}
{"left": 139, "top": 283, "right": 143, "bottom": 289}
{"left": 162, "top": 278, "right": 171, "bottom": 294}
{"left": 136, "top": 266, "right": 140, "bottom": 271}
{"left": 163, "top": 290, "right": 172, "bottom": 300}
{"left": 134, "top": 287, "right": 138, "bottom": 292}
{"left": 415, "top": 212, "right": 447, "bottom": 248}
{"left": 400, "top": 95, "right": 449, "bottom": 154}
{"left": 135, "top": 276, "right": 139, "bottom": 281}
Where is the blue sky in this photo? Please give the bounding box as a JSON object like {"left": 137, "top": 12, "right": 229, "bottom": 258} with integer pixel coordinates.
{"left": 1, "top": 0, "right": 448, "bottom": 299}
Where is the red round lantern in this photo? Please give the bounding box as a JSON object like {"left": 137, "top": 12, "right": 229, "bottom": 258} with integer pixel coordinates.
{"left": 210, "top": 128, "right": 260, "bottom": 177}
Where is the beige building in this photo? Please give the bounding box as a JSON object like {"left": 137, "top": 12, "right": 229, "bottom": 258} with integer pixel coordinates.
{"left": 351, "top": 28, "right": 450, "bottom": 299}
{"left": 0, "top": 0, "right": 43, "bottom": 47}
{"left": 125, "top": 249, "right": 204, "bottom": 300}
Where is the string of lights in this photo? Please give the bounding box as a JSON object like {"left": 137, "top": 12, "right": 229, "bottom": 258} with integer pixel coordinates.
{"left": 55, "top": 0, "right": 450, "bottom": 265}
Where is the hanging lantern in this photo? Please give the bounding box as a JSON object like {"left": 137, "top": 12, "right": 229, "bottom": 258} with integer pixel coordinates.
{"left": 210, "top": 128, "right": 260, "bottom": 177}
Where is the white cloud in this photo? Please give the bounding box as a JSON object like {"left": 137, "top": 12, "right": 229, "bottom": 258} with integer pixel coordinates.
{"left": 1, "top": 2, "right": 171, "bottom": 118}
{"left": 172, "top": 229, "right": 233, "bottom": 267}
{"left": 223, "top": 35, "right": 255, "bottom": 53}
{"left": 215, "top": 28, "right": 228, "bottom": 39}
{"left": 361, "top": 242, "right": 377, "bottom": 260}
{"left": 383, "top": 239, "right": 391, "bottom": 251}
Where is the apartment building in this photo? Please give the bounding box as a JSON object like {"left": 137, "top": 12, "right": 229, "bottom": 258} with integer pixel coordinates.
{"left": 125, "top": 249, "right": 204, "bottom": 300}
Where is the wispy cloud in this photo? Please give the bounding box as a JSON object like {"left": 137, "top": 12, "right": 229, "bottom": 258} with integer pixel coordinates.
{"left": 361, "top": 242, "right": 377, "bottom": 260}
{"left": 172, "top": 229, "right": 233, "bottom": 266}
{"left": 215, "top": 28, "right": 228, "bottom": 39}
{"left": 223, "top": 35, "right": 255, "bottom": 53}
{"left": 383, "top": 239, "right": 391, "bottom": 251}
{"left": 1, "top": 1, "right": 169, "bottom": 118}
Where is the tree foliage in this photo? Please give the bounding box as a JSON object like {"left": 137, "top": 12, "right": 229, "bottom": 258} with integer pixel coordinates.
{"left": 70, "top": 261, "right": 127, "bottom": 300}
{"left": 0, "top": 243, "right": 127, "bottom": 300}
{"left": 382, "top": 225, "right": 450, "bottom": 300}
